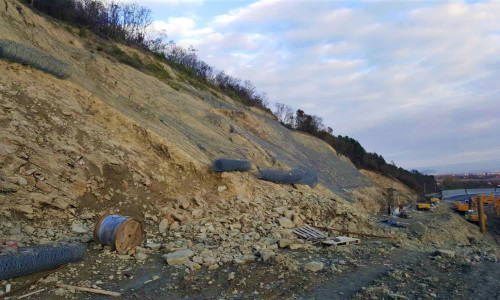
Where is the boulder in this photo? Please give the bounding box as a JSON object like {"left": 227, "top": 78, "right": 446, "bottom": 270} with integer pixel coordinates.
{"left": 260, "top": 249, "right": 275, "bottom": 262}
{"left": 409, "top": 221, "right": 427, "bottom": 236}
{"left": 304, "top": 261, "right": 324, "bottom": 272}
{"left": 159, "top": 219, "right": 169, "bottom": 233}
{"left": 434, "top": 249, "right": 455, "bottom": 258}
{"left": 278, "top": 239, "right": 291, "bottom": 248}
{"left": 72, "top": 225, "right": 88, "bottom": 234}
{"left": 278, "top": 217, "right": 295, "bottom": 229}
{"left": 163, "top": 249, "right": 194, "bottom": 265}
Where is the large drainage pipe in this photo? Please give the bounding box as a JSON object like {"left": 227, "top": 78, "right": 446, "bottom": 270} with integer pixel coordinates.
{"left": 257, "top": 169, "right": 318, "bottom": 188}
{"left": 212, "top": 159, "right": 251, "bottom": 173}
{"left": 0, "top": 244, "right": 85, "bottom": 281}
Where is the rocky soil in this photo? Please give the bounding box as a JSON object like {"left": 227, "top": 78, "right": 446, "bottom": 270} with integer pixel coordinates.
{"left": 0, "top": 1, "right": 499, "bottom": 298}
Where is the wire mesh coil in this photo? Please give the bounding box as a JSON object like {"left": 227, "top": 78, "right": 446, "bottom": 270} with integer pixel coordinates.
{"left": 0, "top": 244, "right": 85, "bottom": 281}
{"left": 212, "top": 158, "right": 251, "bottom": 172}
{"left": 0, "top": 40, "right": 70, "bottom": 79}
{"left": 257, "top": 169, "right": 318, "bottom": 188}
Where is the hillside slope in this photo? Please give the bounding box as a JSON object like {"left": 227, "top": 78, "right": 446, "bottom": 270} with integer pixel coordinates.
{"left": 0, "top": 1, "right": 370, "bottom": 199}
{"left": 1, "top": 3, "right": 499, "bottom": 300}
{"left": 0, "top": 0, "right": 381, "bottom": 250}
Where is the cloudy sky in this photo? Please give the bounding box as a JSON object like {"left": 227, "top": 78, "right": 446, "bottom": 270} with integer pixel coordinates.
{"left": 133, "top": 0, "right": 499, "bottom": 173}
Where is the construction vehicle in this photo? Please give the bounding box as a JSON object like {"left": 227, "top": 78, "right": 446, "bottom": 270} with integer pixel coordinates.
{"left": 454, "top": 200, "right": 470, "bottom": 212}
{"left": 430, "top": 197, "right": 440, "bottom": 203}
{"left": 473, "top": 193, "right": 496, "bottom": 205}
{"left": 494, "top": 196, "right": 500, "bottom": 216}
{"left": 417, "top": 203, "right": 431, "bottom": 211}
{"left": 465, "top": 210, "right": 487, "bottom": 223}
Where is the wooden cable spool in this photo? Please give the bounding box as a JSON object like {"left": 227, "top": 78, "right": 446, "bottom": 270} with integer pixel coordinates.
{"left": 93, "top": 212, "right": 145, "bottom": 253}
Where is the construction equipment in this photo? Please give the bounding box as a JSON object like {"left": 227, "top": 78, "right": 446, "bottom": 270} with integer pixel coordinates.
{"left": 494, "top": 196, "right": 500, "bottom": 216}
{"left": 453, "top": 200, "right": 470, "bottom": 212}
{"left": 465, "top": 210, "right": 487, "bottom": 223}
{"left": 430, "top": 197, "right": 440, "bottom": 204}
{"left": 417, "top": 203, "right": 431, "bottom": 211}
{"left": 472, "top": 194, "right": 496, "bottom": 205}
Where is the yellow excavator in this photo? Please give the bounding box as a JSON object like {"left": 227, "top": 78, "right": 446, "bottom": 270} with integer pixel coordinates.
{"left": 463, "top": 196, "right": 488, "bottom": 223}
{"left": 430, "top": 197, "right": 440, "bottom": 204}
{"left": 494, "top": 195, "right": 500, "bottom": 216}
{"left": 472, "top": 193, "right": 496, "bottom": 205}
{"left": 417, "top": 203, "right": 431, "bottom": 211}
{"left": 465, "top": 210, "right": 487, "bottom": 223}
{"left": 453, "top": 200, "right": 470, "bottom": 212}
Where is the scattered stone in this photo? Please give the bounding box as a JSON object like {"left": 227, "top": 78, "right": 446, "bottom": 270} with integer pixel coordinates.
{"left": 72, "top": 225, "right": 88, "bottom": 234}
{"left": 176, "top": 196, "right": 191, "bottom": 209}
{"left": 54, "top": 288, "right": 66, "bottom": 296}
{"left": 203, "top": 256, "right": 217, "bottom": 266}
{"left": 230, "top": 223, "right": 242, "bottom": 230}
{"left": 163, "top": 249, "right": 194, "bottom": 265}
{"left": 22, "top": 226, "right": 35, "bottom": 236}
{"left": 170, "top": 221, "right": 180, "bottom": 231}
{"left": 80, "top": 212, "right": 95, "bottom": 220}
{"left": 35, "top": 180, "right": 52, "bottom": 193}
{"left": 17, "top": 177, "right": 27, "bottom": 185}
{"left": 159, "top": 219, "right": 169, "bottom": 233}
{"left": 14, "top": 205, "right": 33, "bottom": 214}
{"left": 278, "top": 217, "right": 295, "bottom": 229}
{"left": 242, "top": 255, "right": 256, "bottom": 262}
{"left": 51, "top": 198, "right": 69, "bottom": 210}
{"left": 0, "top": 180, "right": 17, "bottom": 193}
{"left": 486, "top": 255, "right": 498, "bottom": 262}
{"left": 80, "top": 235, "right": 93, "bottom": 243}
{"left": 389, "top": 293, "right": 408, "bottom": 299}
{"left": 279, "top": 239, "right": 291, "bottom": 248}
{"left": 409, "top": 222, "right": 427, "bottom": 236}
{"left": 217, "top": 186, "right": 227, "bottom": 192}
{"left": 260, "top": 249, "right": 275, "bottom": 262}
{"left": 146, "top": 243, "right": 162, "bottom": 250}
{"left": 434, "top": 249, "right": 455, "bottom": 258}
{"left": 304, "top": 261, "right": 324, "bottom": 272}
{"left": 135, "top": 253, "right": 148, "bottom": 261}
{"left": 289, "top": 243, "right": 303, "bottom": 250}
{"left": 185, "top": 261, "right": 201, "bottom": 270}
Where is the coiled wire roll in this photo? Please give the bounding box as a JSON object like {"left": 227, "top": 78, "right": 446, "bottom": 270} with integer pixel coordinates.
{"left": 93, "top": 213, "right": 145, "bottom": 252}
{"left": 96, "top": 215, "right": 128, "bottom": 249}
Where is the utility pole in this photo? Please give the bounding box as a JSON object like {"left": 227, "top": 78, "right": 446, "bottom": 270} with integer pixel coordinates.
{"left": 478, "top": 197, "right": 486, "bottom": 234}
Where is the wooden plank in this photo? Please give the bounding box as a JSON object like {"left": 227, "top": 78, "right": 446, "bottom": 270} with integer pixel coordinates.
{"left": 56, "top": 284, "right": 121, "bottom": 297}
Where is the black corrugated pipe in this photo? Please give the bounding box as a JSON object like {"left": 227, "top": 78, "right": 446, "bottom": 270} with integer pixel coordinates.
{"left": 212, "top": 159, "right": 251, "bottom": 172}
{"left": 257, "top": 169, "right": 318, "bottom": 188}
{"left": 0, "top": 244, "right": 85, "bottom": 281}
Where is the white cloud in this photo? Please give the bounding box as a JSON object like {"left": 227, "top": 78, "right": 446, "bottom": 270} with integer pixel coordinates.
{"left": 125, "top": 0, "right": 203, "bottom": 4}
{"left": 153, "top": 0, "right": 500, "bottom": 170}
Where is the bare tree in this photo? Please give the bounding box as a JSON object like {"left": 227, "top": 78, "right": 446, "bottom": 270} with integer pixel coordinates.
{"left": 274, "top": 103, "right": 294, "bottom": 125}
